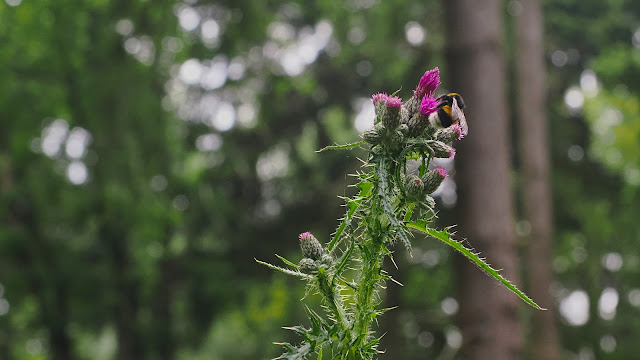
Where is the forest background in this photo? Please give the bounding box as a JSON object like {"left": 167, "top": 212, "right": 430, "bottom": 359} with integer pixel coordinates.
{"left": 2, "top": 0, "right": 640, "bottom": 359}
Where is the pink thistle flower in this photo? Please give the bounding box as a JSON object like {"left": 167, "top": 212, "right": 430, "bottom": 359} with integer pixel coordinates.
{"left": 414, "top": 67, "right": 441, "bottom": 99}
{"left": 420, "top": 96, "right": 439, "bottom": 116}
{"left": 451, "top": 123, "right": 464, "bottom": 140}
{"left": 449, "top": 148, "right": 456, "bottom": 158}
{"left": 422, "top": 166, "right": 448, "bottom": 193}
{"left": 436, "top": 166, "right": 448, "bottom": 178}
{"left": 382, "top": 96, "right": 402, "bottom": 130}
{"left": 385, "top": 96, "right": 402, "bottom": 108}
{"left": 371, "top": 93, "right": 388, "bottom": 106}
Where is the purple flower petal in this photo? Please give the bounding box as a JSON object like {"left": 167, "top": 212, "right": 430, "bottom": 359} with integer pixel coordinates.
{"left": 420, "top": 96, "right": 439, "bottom": 116}
{"left": 386, "top": 96, "right": 402, "bottom": 108}
{"left": 371, "top": 93, "right": 388, "bottom": 106}
{"left": 414, "top": 67, "right": 441, "bottom": 99}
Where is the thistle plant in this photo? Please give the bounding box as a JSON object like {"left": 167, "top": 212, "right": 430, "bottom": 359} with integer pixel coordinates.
{"left": 257, "top": 67, "right": 544, "bottom": 360}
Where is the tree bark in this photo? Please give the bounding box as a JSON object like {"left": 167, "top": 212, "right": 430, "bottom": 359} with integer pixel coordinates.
{"left": 515, "top": 1, "right": 561, "bottom": 359}
{"left": 444, "top": 0, "right": 523, "bottom": 359}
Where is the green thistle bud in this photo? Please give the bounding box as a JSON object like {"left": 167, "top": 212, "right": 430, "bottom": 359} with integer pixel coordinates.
{"left": 403, "top": 96, "right": 420, "bottom": 117}
{"left": 435, "top": 123, "right": 463, "bottom": 143}
{"left": 405, "top": 175, "right": 424, "bottom": 201}
{"left": 422, "top": 167, "right": 448, "bottom": 194}
{"left": 363, "top": 123, "right": 386, "bottom": 145}
{"left": 298, "top": 258, "right": 318, "bottom": 274}
{"left": 381, "top": 96, "right": 402, "bottom": 131}
{"left": 363, "top": 128, "right": 383, "bottom": 145}
{"left": 427, "top": 140, "right": 455, "bottom": 158}
{"left": 320, "top": 253, "right": 334, "bottom": 267}
{"left": 400, "top": 106, "right": 411, "bottom": 126}
{"left": 387, "top": 129, "right": 405, "bottom": 151}
{"left": 406, "top": 113, "right": 429, "bottom": 137}
{"left": 299, "top": 232, "right": 323, "bottom": 260}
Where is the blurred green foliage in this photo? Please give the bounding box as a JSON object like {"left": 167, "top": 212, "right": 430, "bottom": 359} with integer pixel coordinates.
{"left": 0, "top": 0, "right": 640, "bottom": 359}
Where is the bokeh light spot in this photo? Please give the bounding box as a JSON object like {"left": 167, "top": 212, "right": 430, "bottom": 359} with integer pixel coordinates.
{"left": 67, "top": 161, "right": 88, "bottom": 185}
{"left": 178, "top": 6, "right": 200, "bottom": 31}
{"left": 598, "top": 287, "right": 618, "bottom": 320}
{"left": 560, "top": 290, "right": 589, "bottom": 326}
{"left": 196, "top": 133, "right": 223, "bottom": 152}
{"left": 405, "top": 22, "right": 426, "bottom": 46}
{"left": 0, "top": 299, "right": 9, "bottom": 316}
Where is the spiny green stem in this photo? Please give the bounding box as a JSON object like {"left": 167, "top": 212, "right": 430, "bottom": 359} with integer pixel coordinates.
{"left": 317, "top": 267, "right": 352, "bottom": 338}
{"left": 353, "top": 234, "right": 385, "bottom": 344}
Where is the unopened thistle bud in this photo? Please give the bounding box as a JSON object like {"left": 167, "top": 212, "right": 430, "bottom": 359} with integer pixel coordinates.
{"left": 406, "top": 112, "right": 429, "bottom": 137}
{"left": 406, "top": 175, "right": 424, "bottom": 201}
{"left": 320, "top": 253, "right": 333, "bottom": 267}
{"left": 381, "top": 96, "right": 402, "bottom": 130}
{"left": 371, "top": 93, "right": 388, "bottom": 120}
{"left": 387, "top": 129, "right": 405, "bottom": 151}
{"left": 422, "top": 167, "right": 448, "bottom": 194}
{"left": 435, "top": 123, "right": 464, "bottom": 143}
{"left": 428, "top": 140, "right": 455, "bottom": 158}
{"left": 402, "top": 96, "right": 420, "bottom": 117}
{"left": 299, "top": 232, "right": 323, "bottom": 260}
{"left": 363, "top": 126, "right": 384, "bottom": 145}
{"left": 298, "top": 258, "right": 318, "bottom": 274}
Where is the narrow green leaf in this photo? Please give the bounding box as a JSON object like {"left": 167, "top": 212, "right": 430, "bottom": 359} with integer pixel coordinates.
{"left": 328, "top": 181, "right": 373, "bottom": 252}
{"left": 316, "top": 141, "right": 366, "bottom": 153}
{"left": 406, "top": 222, "right": 546, "bottom": 310}
{"left": 276, "top": 254, "right": 299, "bottom": 268}
{"left": 255, "top": 259, "right": 313, "bottom": 280}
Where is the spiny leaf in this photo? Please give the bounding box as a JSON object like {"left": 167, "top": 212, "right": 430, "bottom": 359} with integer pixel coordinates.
{"left": 316, "top": 141, "right": 366, "bottom": 153}
{"left": 333, "top": 240, "right": 355, "bottom": 282}
{"left": 276, "top": 254, "right": 299, "bottom": 268}
{"left": 255, "top": 259, "right": 314, "bottom": 280}
{"left": 406, "top": 222, "right": 546, "bottom": 310}
{"left": 328, "top": 181, "right": 373, "bottom": 252}
{"left": 274, "top": 342, "right": 312, "bottom": 360}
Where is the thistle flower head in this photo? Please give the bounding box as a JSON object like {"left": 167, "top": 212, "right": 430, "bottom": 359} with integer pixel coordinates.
{"left": 382, "top": 96, "right": 402, "bottom": 130}
{"left": 435, "top": 123, "right": 464, "bottom": 143}
{"left": 405, "top": 175, "right": 424, "bottom": 201}
{"left": 371, "top": 93, "right": 388, "bottom": 106}
{"left": 414, "top": 67, "right": 441, "bottom": 99}
{"left": 299, "top": 232, "right": 323, "bottom": 260}
{"left": 449, "top": 147, "right": 456, "bottom": 158}
{"left": 451, "top": 123, "right": 464, "bottom": 140}
{"left": 436, "top": 166, "right": 448, "bottom": 178}
{"left": 385, "top": 96, "right": 402, "bottom": 108}
{"left": 420, "top": 95, "right": 439, "bottom": 116}
{"left": 422, "top": 166, "right": 448, "bottom": 194}
{"left": 429, "top": 140, "right": 455, "bottom": 158}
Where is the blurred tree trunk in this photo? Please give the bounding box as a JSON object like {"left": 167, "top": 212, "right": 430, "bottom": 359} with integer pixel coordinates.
{"left": 515, "top": 1, "right": 561, "bottom": 358}
{"left": 444, "top": 0, "right": 523, "bottom": 359}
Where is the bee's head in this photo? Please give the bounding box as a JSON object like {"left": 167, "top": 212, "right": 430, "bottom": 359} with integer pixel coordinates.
{"left": 435, "top": 93, "right": 465, "bottom": 110}
{"left": 447, "top": 93, "right": 466, "bottom": 110}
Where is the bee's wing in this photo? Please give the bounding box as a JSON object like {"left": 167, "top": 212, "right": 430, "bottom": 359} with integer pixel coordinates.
{"left": 452, "top": 98, "right": 468, "bottom": 137}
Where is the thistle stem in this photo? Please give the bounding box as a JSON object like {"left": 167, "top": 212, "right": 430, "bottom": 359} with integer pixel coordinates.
{"left": 317, "top": 267, "right": 351, "bottom": 337}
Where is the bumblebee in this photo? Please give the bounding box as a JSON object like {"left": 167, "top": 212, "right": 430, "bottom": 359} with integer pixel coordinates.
{"left": 428, "top": 93, "right": 468, "bottom": 137}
